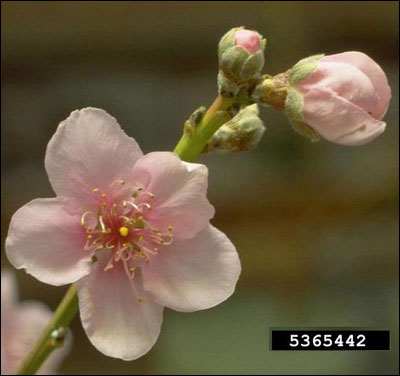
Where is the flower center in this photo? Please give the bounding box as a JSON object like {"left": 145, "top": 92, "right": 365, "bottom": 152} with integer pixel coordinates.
{"left": 79, "top": 180, "right": 174, "bottom": 301}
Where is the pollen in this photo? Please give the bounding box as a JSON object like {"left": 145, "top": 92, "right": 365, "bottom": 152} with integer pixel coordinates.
{"left": 119, "top": 226, "right": 129, "bottom": 237}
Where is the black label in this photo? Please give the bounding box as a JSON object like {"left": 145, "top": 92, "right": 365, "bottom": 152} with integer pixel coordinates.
{"left": 270, "top": 330, "right": 390, "bottom": 350}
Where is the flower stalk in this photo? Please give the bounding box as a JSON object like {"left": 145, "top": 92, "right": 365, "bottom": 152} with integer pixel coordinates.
{"left": 16, "top": 285, "right": 78, "bottom": 375}
{"left": 173, "top": 94, "right": 235, "bottom": 161}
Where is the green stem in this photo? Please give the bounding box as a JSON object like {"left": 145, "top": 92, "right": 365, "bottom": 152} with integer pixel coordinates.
{"left": 16, "top": 285, "right": 78, "bottom": 375}
{"left": 16, "top": 93, "right": 233, "bottom": 375}
{"left": 174, "top": 94, "right": 234, "bottom": 161}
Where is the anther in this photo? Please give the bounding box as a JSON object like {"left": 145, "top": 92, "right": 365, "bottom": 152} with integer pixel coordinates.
{"left": 139, "top": 203, "right": 152, "bottom": 211}
{"left": 140, "top": 191, "right": 155, "bottom": 199}
{"left": 110, "top": 179, "right": 125, "bottom": 187}
{"left": 104, "top": 263, "right": 114, "bottom": 271}
{"left": 92, "top": 188, "right": 99, "bottom": 194}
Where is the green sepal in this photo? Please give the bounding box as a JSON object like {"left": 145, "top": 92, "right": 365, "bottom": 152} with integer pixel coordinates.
{"left": 220, "top": 46, "right": 250, "bottom": 77}
{"left": 284, "top": 87, "right": 304, "bottom": 121}
{"left": 289, "top": 54, "right": 324, "bottom": 85}
{"left": 290, "top": 120, "right": 320, "bottom": 143}
{"left": 218, "top": 27, "right": 243, "bottom": 59}
{"left": 241, "top": 50, "right": 265, "bottom": 81}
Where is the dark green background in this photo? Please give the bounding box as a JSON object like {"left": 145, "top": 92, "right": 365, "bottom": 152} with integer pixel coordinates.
{"left": 1, "top": 2, "right": 399, "bottom": 374}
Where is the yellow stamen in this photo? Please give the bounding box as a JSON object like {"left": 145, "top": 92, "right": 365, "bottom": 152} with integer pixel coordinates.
{"left": 119, "top": 226, "right": 129, "bottom": 237}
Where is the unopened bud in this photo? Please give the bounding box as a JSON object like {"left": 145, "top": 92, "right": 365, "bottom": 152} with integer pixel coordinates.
{"left": 252, "top": 51, "right": 391, "bottom": 146}
{"left": 49, "top": 327, "right": 67, "bottom": 348}
{"left": 218, "top": 27, "right": 266, "bottom": 97}
{"left": 204, "top": 104, "right": 265, "bottom": 154}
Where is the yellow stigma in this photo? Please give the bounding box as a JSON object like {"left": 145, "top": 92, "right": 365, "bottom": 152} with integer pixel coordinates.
{"left": 119, "top": 226, "right": 129, "bottom": 237}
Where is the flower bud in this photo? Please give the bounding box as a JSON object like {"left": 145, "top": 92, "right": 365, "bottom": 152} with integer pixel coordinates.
{"left": 204, "top": 104, "right": 265, "bottom": 154}
{"left": 218, "top": 27, "right": 266, "bottom": 97}
{"left": 50, "top": 327, "right": 67, "bottom": 348}
{"left": 253, "top": 52, "right": 391, "bottom": 146}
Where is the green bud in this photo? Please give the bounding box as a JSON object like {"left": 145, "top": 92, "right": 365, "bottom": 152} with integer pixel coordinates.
{"left": 183, "top": 106, "right": 206, "bottom": 135}
{"left": 49, "top": 327, "right": 67, "bottom": 348}
{"left": 218, "top": 27, "right": 266, "bottom": 96}
{"left": 204, "top": 104, "right": 265, "bottom": 154}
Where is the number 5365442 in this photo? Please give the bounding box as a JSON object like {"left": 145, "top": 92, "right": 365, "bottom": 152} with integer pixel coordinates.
{"left": 289, "top": 334, "right": 366, "bottom": 348}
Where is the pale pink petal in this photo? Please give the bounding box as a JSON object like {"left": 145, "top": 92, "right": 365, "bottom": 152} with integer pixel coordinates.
{"left": 3, "top": 301, "right": 70, "bottom": 375}
{"left": 131, "top": 152, "right": 215, "bottom": 239}
{"left": 303, "top": 87, "right": 386, "bottom": 146}
{"left": 1, "top": 270, "right": 18, "bottom": 311}
{"left": 77, "top": 252, "right": 164, "bottom": 361}
{"left": 321, "top": 52, "right": 391, "bottom": 118}
{"left": 1, "top": 348, "right": 6, "bottom": 375}
{"left": 142, "top": 225, "right": 241, "bottom": 312}
{"left": 1, "top": 270, "right": 18, "bottom": 373}
{"left": 5, "top": 198, "right": 93, "bottom": 286}
{"left": 45, "top": 108, "right": 143, "bottom": 206}
{"left": 298, "top": 61, "right": 380, "bottom": 119}
{"left": 234, "top": 29, "right": 261, "bottom": 54}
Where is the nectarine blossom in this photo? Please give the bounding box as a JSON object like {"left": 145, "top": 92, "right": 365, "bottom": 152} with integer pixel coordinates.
{"left": 1, "top": 270, "right": 70, "bottom": 374}
{"left": 5, "top": 108, "right": 241, "bottom": 360}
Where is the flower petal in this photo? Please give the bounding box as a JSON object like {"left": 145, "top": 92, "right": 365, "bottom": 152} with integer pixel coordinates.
{"left": 303, "top": 87, "right": 386, "bottom": 146}
{"left": 142, "top": 225, "right": 241, "bottom": 312}
{"left": 2, "top": 300, "right": 70, "bottom": 375}
{"left": 45, "top": 108, "right": 143, "bottom": 205}
{"left": 298, "top": 60, "right": 380, "bottom": 119}
{"left": 5, "top": 198, "right": 93, "bottom": 286}
{"left": 1, "top": 270, "right": 18, "bottom": 310}
{"left": 77, "top": 252, "right": 164, "bottom": 361}
{"left": 131, "top": 152, "right": 215, "bottom": 239}
{"left": 321, "top": 52, "right": 391, "bottom": 119}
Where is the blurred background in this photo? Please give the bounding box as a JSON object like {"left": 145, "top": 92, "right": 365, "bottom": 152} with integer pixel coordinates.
{"left": 1, "top": 1, "right": 399, "bottom": 375}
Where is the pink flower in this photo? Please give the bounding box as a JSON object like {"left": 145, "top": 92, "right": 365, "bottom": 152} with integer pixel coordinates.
{"left": 291, "top": 52, "right": 391, "bottom": 146}
{"left": 5, "top": 108, "right": 241, "bottom": 361}
{"left": 1, "top": 270, "right": 71, "bottom": 375}
{"left": 234, "top": 29, "right": 261, "bottom": 54}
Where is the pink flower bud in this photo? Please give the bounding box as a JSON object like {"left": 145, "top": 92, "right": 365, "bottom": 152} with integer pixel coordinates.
{"left": 295, "top": 52, "right": 391, "bottom": 146}
{"left": 234, "top": 29, "right": 261, "bottom": 54}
